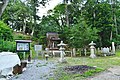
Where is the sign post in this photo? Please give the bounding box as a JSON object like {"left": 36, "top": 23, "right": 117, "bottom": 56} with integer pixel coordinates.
{"left": 15, "top": 40, "right": 32, "bottom": 62}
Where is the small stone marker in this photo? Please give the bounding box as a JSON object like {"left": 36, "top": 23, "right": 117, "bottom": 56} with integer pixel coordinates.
{"left": 45, "top": 54, "right": 49, "bottom": 60}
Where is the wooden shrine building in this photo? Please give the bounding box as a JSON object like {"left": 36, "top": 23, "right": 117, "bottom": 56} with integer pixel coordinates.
{"left": 46, "top": 32, "right": 61, "bottom": 50}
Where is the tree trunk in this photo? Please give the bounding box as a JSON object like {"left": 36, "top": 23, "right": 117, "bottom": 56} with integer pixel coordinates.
{"left": 99, "top": 36, "right": 102, "bottom": 47}
{"left": 110, "top": 30, "right": 113, "bottom": 40}
{"left": 31, "top": 0, "right": 36, "bottom": 36}
{"left": 110, "top": 0, "right": 113, "bottom": 41}
{"left": 66, "top": 7, "right": 69, "bottom": 27}
{"left": 64, "top": 0, "right": 69, "bottom": 27}
{"left": 0, "top": 0, "right": 9, "bottom": 17}
{"left": 113, "top": 0, "right": 118, "bottom": 35}
{"left": 31, "top": 27, "right": 34, "bottom": 36}
{"left": 23, "top": 19, "right": 26, "bottom": 34}
{"left": 114, "top": 14, "right": 118, "bottom": 35}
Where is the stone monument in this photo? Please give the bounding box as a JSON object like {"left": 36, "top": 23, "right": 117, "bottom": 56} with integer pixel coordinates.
{"left": 57, "top": 41, "right": 67, "bottom": 63}
{"left": 102, "top": 47, "right": 110, "bottom": 56}
{"left": 89, "top": 41, "right": 96, "bottom": 58}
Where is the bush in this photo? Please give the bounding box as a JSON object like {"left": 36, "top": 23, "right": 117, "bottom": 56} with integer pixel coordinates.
{"left": 17, "top": 52, "right": 24, "bottom": 60}
{"left": 13, "top": 32, "right": 31, "bottom": 40}
{"left": 0, "top": 21, "right": 13, "bottom": 41}
{"left": 0, "top": 40, "right": 16, "bottom": 52}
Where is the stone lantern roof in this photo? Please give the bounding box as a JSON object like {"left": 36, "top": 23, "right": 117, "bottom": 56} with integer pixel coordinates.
{"left": 58, "top": 41, "right": 67, "bottom": 46}
{"left": 89, "top": 41, "right": 96, "bottom": 46}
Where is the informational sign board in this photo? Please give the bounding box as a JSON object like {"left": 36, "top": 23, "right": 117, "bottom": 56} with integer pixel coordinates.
{"left": 34, "top": 45, "right": 42, "bottom": 51}
{"left": 15, "top": 40, "right": 31, "bottom": 52}
{"left": 17, "top": 43, "right": 29, "bottom": 51}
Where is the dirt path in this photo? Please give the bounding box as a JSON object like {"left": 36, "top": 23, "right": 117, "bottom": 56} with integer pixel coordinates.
{"left": 10, "top": 59, "right": 57, "bottom": 80}
{"left": 86, "top": 66, "right": 120, "bottom": 80}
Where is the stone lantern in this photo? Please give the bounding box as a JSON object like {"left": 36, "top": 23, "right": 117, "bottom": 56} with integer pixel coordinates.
{"left": 57, "top": 41, "right": 67, "bottom": 63}
{"left": 89, "top": 41, "right": 96, "bottom": 58}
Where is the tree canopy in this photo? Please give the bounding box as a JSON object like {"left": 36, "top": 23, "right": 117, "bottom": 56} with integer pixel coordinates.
{"left": 1, "top": 0, "right": 120, "bottom": 48}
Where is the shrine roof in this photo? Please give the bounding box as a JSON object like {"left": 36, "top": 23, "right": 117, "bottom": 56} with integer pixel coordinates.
{"left": 15, "top": 40, "right": 32, "bottom": 43}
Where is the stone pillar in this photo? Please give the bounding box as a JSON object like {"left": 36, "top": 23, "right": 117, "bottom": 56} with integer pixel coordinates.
{"left": 73, "top": 48, "right": 76, "bottom": 57}
{"left": 53, "top": 42, "right": 55, "bottom": 48}
{"left": 84, "top": 48, "right": 87, "bottom": 56}
{"left": 97, "top": 48, "right": 100, "bottom": 52}
{"left": 112, "top": 42, "right": 115, "bottom": 54}
{"left": 109, "top": 47, "right": 111, "bottom": 51}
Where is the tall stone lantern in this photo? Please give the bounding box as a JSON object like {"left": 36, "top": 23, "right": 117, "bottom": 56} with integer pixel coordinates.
{"left": 58, "top": 41, "right": 67, "bottom": 63}
{"left": 89, "top": 41, "right": 96, "bottom": 58}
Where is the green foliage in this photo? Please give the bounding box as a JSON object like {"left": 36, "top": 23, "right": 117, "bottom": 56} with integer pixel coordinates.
{"left": 1, "top": 0, "right": 120, "bottom": 49}
{"left": 0, "top": 21, "right": 13, "bottom": 41}
{"left": 0, "top": 40, "right": 15, "bottom": 52}
{"left": 52, "top": 68, "right": 73, "bottom": 80}
{"left": 17, "top": 52, "right": 23, "bottom": 60}
{"left": 81, "top": 68, "right": 104, "bottom": 77}
{"left": 0, "top": 21, "right": 32, "bottom": 52}
{"left": 60, "top": 18, "right": 99, "bottom": 48}
{"left": 0, "top": 20, "right": 14, "bottom": 51}
{"left": 115, "top": 50, "right": 120, "bottom": 57}
{"left": 13, "top": 32, "right": 31, "bottom": 40}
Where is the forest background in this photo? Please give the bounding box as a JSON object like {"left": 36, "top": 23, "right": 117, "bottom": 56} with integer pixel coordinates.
{"left": 0, "top": 0, "right": 120, "bottom": 53}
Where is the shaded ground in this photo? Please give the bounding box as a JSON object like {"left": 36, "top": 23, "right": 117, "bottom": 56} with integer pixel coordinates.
{"left": 86, "top": 66, "right": 120, "bottom": 80}
{"left": 65, "top": 65, "right": 95, "bottom": 74}
{"left": 10, "top": 59, "right": 57, "bottom": 80}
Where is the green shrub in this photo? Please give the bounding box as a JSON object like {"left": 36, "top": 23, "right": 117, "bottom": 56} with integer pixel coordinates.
{"left": 17, "top": 52, "right": 24, "bottom": 60}
{"left": 13, "top": 32, "right": 31, "bottom": 40}
{"left": 0, "top": 21, "right": 13, "bottom": 41}
{"left": 0, "top": 40, "right": 16, "bottom": 52}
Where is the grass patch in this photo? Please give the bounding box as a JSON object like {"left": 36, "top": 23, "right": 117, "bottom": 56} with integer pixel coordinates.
{"left": 51, "top": 68, "right": 85, "bottom": 80}
{"left": 48, "top": 50, "right": 120, "bottom": 80}
{"left": 81, "top": 68, "right": 104, "bottom": 77}
{"left": 52, "top": 66, "right": 104, "bottom": 80}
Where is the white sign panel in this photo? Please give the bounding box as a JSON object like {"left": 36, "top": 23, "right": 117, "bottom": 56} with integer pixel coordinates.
{"left": 17, "top": 43, "right": 29, "bottom": 51}
{"left": 34, "top": 45, "right": 42, "bottom": 51}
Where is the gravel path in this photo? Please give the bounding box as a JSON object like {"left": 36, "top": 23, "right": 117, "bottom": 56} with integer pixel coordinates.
{"left": 2, "top": 59, "right": 120, "bottom": 80}
{"left": 10, "top": 59, "right": 57, "bottom": 80}
{"left": 86, "top": 66, "right": 120, "bottom": 80}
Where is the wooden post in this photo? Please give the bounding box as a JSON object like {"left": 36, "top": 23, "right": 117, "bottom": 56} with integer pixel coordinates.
{"left": 23, "top": 52, "right": 25, "bottom": 60}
